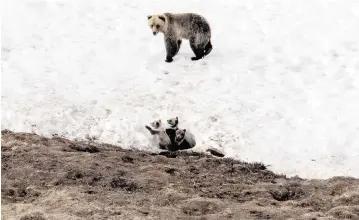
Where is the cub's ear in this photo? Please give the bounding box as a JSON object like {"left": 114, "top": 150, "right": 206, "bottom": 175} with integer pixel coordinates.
{"left": 158, "top": 15, "right": 166, "bottom": 22}
{"left": 147, "top": 15, "right": 152, "bottom": 20}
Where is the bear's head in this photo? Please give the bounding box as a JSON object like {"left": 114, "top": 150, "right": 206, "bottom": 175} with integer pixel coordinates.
{"left": 167, "top": 116, "right": 178, "bottom": 128}
{"left": 150, "top": 119, "right": 162, "bottom": 129}
{"left": 147, "top": 14, "right": 166, "bottom": 36}
{"left": 175, "top": 129, "right": 186, "bottom": 143}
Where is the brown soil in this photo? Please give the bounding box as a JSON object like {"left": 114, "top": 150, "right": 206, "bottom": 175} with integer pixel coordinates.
{"left": 2, "top": 131, "right": 359, "bottom": 220}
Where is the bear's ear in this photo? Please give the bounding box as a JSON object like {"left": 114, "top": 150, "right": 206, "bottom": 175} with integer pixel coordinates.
{"left": 159, "top": 15, "right": 166, "bottom": 22}
{"left": 147, "top": 15, "right": 152, "bottom": 20}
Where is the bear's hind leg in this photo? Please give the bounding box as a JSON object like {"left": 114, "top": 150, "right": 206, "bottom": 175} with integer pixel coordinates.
{"left": 189, "top": 37, "right": 205, "bottom": 61}
{"left": 204, "top": 40, "right": 212, "bottom": 56}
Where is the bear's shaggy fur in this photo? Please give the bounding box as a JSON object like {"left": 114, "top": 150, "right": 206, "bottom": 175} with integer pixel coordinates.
{"left": 147, "top": 13, "right": 212, "bottom": 62}
{"left": 165, "top": 116, "right": 179, "bottom": 146}
{"left": 175, "top": 128, "right": 196, "bottom": 150}
{"left": 145, "top": 119, "right": 171, "bottom": 150}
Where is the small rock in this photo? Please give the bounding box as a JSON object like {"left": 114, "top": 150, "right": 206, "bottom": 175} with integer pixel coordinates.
{"left": 206, "top": 147, "right": 225, "bottom": 157}
{"left": 138, "top": 208, "right": 150, "bottom": 216}
{"left": 68, "top": 144, "right": 100, "bottom": 153}
{"left": 122, "top": 156, "right": 134, "bottom": 163}
{"left": 164, "top": 167, "right": 177, "bottom": 175}
{"left": 269, "top": 187, "right": 290, "bottom": 201}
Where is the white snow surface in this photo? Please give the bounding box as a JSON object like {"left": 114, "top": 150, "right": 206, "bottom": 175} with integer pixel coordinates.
{"left": 2, "top": 0, "right": 359, "bottom": 179}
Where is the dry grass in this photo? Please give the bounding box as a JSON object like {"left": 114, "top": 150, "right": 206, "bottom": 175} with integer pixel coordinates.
{"left": 2, "top": 131, "right": 359, "bottom": 220}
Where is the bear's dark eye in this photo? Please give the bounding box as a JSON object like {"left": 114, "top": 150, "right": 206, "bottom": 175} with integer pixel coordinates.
{"left": 156, "top": 25, "right": 160, "bottom": 29}
{"left": 151, "top": 25, "right": 153, "bottom": 28}
{"left": 156, "top": 122, "right": 159, "bottom": 126}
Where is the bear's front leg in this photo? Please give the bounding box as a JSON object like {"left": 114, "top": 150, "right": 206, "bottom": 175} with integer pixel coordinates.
{"left": 174, "top": 39, "right": 182, "bottom": 56}
{"left": 164, "top": 38, "right": 178, "bottom": 63}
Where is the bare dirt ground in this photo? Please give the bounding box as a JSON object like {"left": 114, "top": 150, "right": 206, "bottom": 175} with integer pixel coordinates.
{"left": 1, "top": 130, "right": 359, "bottom": 220}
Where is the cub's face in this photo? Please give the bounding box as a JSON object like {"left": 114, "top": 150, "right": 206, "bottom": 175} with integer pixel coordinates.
{"left": 150, "top": 120, "right": 162, "bottom": 129}
{"left": 167, "top": 117, "right": 178, "bottom": 127}
{"left": 175, "top": 129, "right": 186, "bottom": 142}
{"left": 147, "top": 15, "right": 166, "bottom": 36}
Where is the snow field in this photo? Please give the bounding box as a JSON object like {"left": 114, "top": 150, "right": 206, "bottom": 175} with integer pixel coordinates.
{"left": 2, "top": 0, "right": 359, "bottom": 178}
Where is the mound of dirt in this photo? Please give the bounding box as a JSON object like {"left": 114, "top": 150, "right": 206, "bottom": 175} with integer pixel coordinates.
{"left": 2, "top": 131, "right": 359, "bottom": 220}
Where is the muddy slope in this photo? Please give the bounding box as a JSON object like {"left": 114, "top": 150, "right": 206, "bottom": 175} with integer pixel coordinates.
{"left": 2, "top": 131, "right": 359, "bottom": 220}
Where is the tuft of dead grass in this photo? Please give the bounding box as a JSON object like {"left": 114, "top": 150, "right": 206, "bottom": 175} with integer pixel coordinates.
{"left": 19, "top": 212, "right": 46, "bottom": 220}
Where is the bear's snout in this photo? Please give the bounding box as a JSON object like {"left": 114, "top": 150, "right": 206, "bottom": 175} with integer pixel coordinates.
{"left": 153, "top": 32, "right": 158, "bottom": 36}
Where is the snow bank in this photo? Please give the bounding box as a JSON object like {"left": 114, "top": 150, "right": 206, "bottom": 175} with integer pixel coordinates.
{"left": 2, "top": 0, "right": 359, "bottom": 178}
